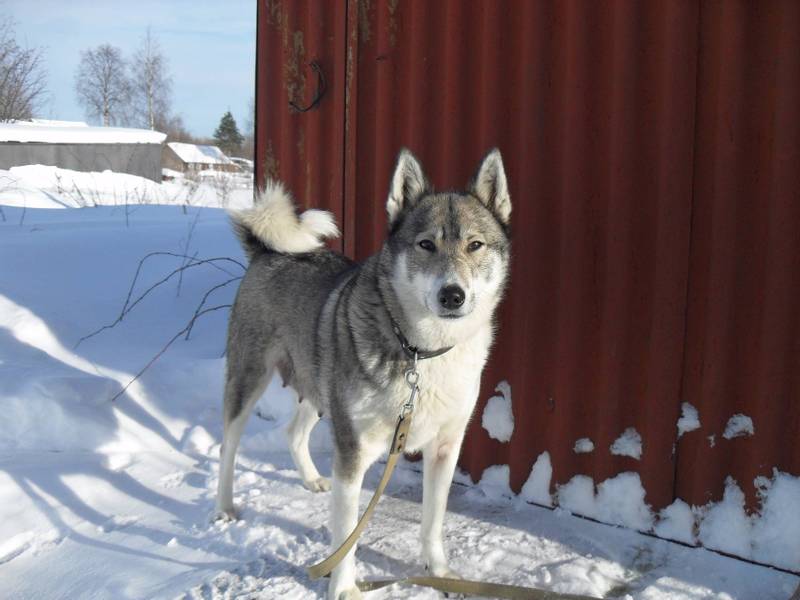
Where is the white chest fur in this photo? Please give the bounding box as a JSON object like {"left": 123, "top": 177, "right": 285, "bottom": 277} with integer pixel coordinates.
{"left": 347, "top": 324, "right": 493, "bottom": 456}
{"left": 402, "top": 325, "right": 493, "bottom": 450}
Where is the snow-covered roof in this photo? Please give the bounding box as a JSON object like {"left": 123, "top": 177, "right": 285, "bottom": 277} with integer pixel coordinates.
{"left": 30, "top": 118, "right": 89, "bottom": 127}
{"left": 167, "top": 142, "right": 233, "bottom": 165}
{"left": 0, "top": 120, "right": 166, "bottom": 144}
{"left": 229, "top": 157, "right": 254, "bottom": 168}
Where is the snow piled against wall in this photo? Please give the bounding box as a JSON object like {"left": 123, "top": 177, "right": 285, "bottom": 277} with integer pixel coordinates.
{"left": 557, "top": 472, "right": 654, "bottom": 531}
{"left": 478, "top": 464, "right": 514, "bottom": 500}
{"left": 723, "top": 414, "right": 755, "bottom": 439}
{"left": 491, "top": 456, "right": 800, "bottom": 571}
{"left": 676, "top": 403, "right": 701, "bottom": 438}
{"left": 752, "top": 472, "right": 800, "bottom": 571}
{"left": 698, "top": 477, "right": 753, "bottom": 558}
{"left": 595, "top": 472, "right": 655, "bottom": 531}
{"left": 481, "top": 381, "right": 514, "bottom": 442}
{"left": 557, "top": 470, "right": 800, "bottom": 571}
{"left": 610, "top": 427, "right": 642, "bottom": 460}
{"left": 655, "top": 500, "right": 696, "bottom": 544}
{"left": 520, "top": 451, "right": 553, "bottom": 506}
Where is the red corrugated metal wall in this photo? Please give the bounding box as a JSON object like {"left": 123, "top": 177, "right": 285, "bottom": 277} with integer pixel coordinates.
{"left": 256, "top": 0, "right": 799, "bottom": 544}
{"left": 675, "top": 0, "right": 800, "bottom": 508}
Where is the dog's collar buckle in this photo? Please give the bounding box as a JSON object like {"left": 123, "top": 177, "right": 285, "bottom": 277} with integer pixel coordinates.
{"left": 390, "top": 321, "right": 453, "bottom": 360}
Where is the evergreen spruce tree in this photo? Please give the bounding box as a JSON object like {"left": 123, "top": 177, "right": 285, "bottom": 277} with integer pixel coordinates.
{"left": 213, "top": 111, "right": 244, "bottom": 156}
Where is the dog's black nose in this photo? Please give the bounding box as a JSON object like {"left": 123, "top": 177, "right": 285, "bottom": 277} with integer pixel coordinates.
{"left": 438, "top": 285, "right": 465, "bottom": 309}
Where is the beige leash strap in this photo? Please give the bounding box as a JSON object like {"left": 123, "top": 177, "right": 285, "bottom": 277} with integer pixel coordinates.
{"left": 358, "top": 576, "right": 599, "bottom": 599}
{"left": 306, "top": 412, "right": 413, "bottom": 580}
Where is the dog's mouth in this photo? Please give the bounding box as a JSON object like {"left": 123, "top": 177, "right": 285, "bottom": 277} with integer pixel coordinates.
{"left": 438, "top": 310, "right": 468, "bottom": 320}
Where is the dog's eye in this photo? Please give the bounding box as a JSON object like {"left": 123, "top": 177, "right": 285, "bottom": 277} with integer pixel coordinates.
{"left": 467, "top": 240, "right": 484, "bottom": 252}
{"left": 418, "top": 240, "right": 436, "bottom": 252}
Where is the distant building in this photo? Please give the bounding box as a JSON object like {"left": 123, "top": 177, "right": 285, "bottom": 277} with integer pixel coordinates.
{"left": 162, "top": 142, "right": 239, "bottom": 175}
{"left": 0, "top": 119, "right": 166, "bottom": 182}
{"left": 229, "top": 156, "right": 254, "bottom": 174}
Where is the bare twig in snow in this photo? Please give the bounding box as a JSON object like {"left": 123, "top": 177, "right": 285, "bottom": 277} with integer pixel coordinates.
{"left": 110, "top": 304, "right": 231, "bottom": 402}
{"left": 176, "top": 208, "right": 202, "bottom": 297}
{"left": 75, "top": 251, "right": 245, "bottom": 348}
{"left": 184, "top": 276, "right": 241, "bottom": 340}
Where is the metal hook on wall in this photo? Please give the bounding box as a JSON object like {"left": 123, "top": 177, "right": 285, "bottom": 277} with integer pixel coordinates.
{"left": 289, "top": 60, "right": 327, "bottom": 113}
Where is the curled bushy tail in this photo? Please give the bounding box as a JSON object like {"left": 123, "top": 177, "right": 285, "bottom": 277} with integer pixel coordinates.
{"left": 230, "top": 180, "right": 339, "bottom": 259}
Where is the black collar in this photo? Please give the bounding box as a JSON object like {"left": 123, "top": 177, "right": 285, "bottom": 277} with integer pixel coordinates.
{"left": 389, "top": 316, "right": 453, "bottom": 360}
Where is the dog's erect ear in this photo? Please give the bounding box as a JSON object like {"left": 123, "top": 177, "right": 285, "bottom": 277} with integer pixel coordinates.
{"left": 386, "top": 148, "right": 429, "bottom": 226}
{"left": 470, "top": 148, "right": 511, "bottom": 225}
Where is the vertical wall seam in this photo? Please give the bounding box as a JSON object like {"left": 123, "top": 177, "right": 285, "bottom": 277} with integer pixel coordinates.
{"left": 671, "top": 0, "right": 704, "bottom": 505}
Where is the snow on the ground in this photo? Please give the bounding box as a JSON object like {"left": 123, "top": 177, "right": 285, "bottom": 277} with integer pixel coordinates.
{"left": 0, "top": 174, "right": 798, "bottom": 599}
{"left": 574, "top": 438, "right": 595, "bottom": 454}
{"left": 611, "top": 427, "right": 643, "bottom": 460}
{"left": 723, "top": 414, "right": 755, "bottom": 440}
{"left": 0, "top": 164, "right": 252, "bottom": 210}
{"left": 677, "top": 403, "right": 701, "bottom": 438}
{"left": 481, "top": 380, "right": 513, "bottom": 442}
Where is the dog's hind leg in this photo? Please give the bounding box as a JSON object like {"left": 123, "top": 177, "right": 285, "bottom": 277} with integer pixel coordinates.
{"left": 286, "top": 399, "right": 329, "bottom": 492}
{"left": 216, "top": 365, "right": 272, "bottom": 520}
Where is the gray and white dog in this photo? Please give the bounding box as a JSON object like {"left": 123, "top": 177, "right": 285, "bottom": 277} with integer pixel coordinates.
{"left": 218, "top": 148, "right": 511, "bottom": 599}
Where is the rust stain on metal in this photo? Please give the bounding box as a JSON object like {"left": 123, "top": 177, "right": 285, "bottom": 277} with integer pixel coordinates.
{"left": 285, "top": 30, "right": 306, "bottom": 109}
{"left": 358, "top": 0, "right": 373, "bottom": 43}
{"left": 387, "top": 0, "right": 399, "bottom": 47}
{"left": 265, "top": 0, "right": 283, "bottom": 28}
{"left": 262, "top": 140, "right": 279, "bottom": 183}
{"left": 305, "top": 160, "right": 312, "bottom": 210}
{"left": 344, "top": 47, "right": 356, "bottom": 117}
{"left": 295, "top": 128, "right": 305, "bottom": 160}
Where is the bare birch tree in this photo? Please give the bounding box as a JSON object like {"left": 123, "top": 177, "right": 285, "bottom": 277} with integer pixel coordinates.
{"left": 130, "top": 28, "right": 172, "bottom": 130}
{"left": 0, "top": 18, "right": 48, "bottom": 121}
{"left": 241, "top": 96, "right": 255, "bottom": 159}
{"left": 74, "top": 44, "right": 130, "bottom": 126}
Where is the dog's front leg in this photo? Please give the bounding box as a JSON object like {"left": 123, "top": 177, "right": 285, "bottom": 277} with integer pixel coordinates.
{"left": 421, "top": 428, "right": 466, "bottom": 577}
{"left": 328, "top": 446, "right": 375, "bottom": 600}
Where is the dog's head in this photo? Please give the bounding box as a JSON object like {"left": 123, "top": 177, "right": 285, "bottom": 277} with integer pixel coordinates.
{"left": 384, "top": 148, "right": 511, "bottom": 339}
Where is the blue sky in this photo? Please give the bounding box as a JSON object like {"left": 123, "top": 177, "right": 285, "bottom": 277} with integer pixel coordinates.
{"left": 3, "top": 0, "right": 256, "bottom": 138}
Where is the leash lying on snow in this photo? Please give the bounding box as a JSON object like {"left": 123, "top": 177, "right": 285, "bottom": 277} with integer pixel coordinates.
{"left": 307, "top": 352, "right": 599, "bottom": 599}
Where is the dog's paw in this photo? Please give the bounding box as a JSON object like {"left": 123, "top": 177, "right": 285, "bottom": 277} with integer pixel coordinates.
{"left": 333, "top": 588, "right": 362, "bottom": 600}
{"left": 212, "top": 506, "right": 239, "bottom": 523}
{"left": 425, "top": 562, "right": 460, "bottom": 579}
{"left": 304, "top": 476, "right": 331, "bottom": 493}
